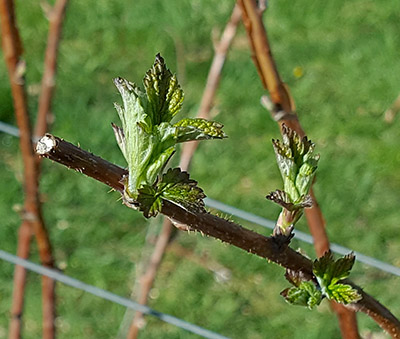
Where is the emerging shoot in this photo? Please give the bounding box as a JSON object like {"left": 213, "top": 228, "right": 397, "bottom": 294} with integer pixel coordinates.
{"left": 113, "top": 54, "right": 226, "bottom": 217}
{"left": 266, "top": 125, "right": 319, "bottom": 235}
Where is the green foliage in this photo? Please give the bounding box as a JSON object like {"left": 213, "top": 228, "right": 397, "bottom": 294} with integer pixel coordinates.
{"left": 266, "top": 189, "right": 312, "bottom": 212}
{"left": 313, "top": 251, "right": 361, "bottom": 304}
{"left": 2, "top": 0, "right": 400, "bottom": 337}
{"left": 143, "top": 55, "right": 184, "bottom": 125}
{"left": 267, "top": 125, "right": 319, "bottom": 233}
{"left": 281, "top": 281, "right": 322, "bottom": 309}
{"left": 282, "top": 252, "right": 360, "bottom": 309}
{"left": 137, "top": 168, "right": 206, "bottom": 218}
{"left": 113, "top": 54, "right": 226, "bottom": 214}
{"left": 281, "top": 268, "right": 322, "bottom": 309}
{"left": 174, "top": 118, "right": 226, "bottom": 142}
{"left": 271, "top": 125, "right": 319, "bottom": 204}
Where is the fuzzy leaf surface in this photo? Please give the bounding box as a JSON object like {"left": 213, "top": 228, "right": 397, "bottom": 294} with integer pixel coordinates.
{"left": 136, "top": 185, "right": 163, "bottom": 218}
{"left": 326, "top": 283, "right": 362, "bottom": 304}
{"left": 313, "top": 251, "right": 361, "bottom": 304}
{"left": 159, "top": 168, "right": 206, "bottom": 213}
{"left": 271, "top": 125, "right": 319, "bottom": 203}
{"left": 281, "top": 281, "right": 322, "bottom": 309}
{"left": 143, "top": 53, "right": 184, "bottom": 125}
{"left": 113, "top": 54, "right": 226, "bottom": 212}
{"left": 174, "top": 118, "right": 227, "bottom": 142}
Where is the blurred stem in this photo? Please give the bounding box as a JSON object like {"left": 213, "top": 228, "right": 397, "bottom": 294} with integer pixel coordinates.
{"left": 238, "top": 0, "right": 359, "bottom": 337}
{"left": 9, "top": 222, "right": 32, "bottom": 339}
{"left": 0, "top": 0, "right": 67, "bottom": 337}
{"left": 35, "top": 0, "right": 69, "bottom": 138}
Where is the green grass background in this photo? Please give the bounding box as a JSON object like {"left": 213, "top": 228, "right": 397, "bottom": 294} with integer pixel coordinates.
{"left": 1, "top": 0, "right": 400, "bottom": 338}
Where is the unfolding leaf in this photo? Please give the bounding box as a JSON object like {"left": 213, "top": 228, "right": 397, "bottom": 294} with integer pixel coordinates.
{"left": 313, "top": 251, "right": 356, "bottom": 286}
{"left": 271, "top": 124, "right": 319, "bottom": 205}
{"left": 158, "top": 168, "right": 206, "bottom": 213}
{"left": 281, "top": 281, "right": 322, "bottom": 309}
{"left": 174, "top": 118, "right": 227, "bottom": 142}
{"left": 136, "top": 185, "right": 163, "bottom": 218}
{"left": 113, "top": 55, "right": 225, "bottom": 215}
{"left": 313, "top": 251, "right": 360, "bottom": 304}
{"left": 113, "top": 77, "right": 146, "bottom": 130}
{"left": 329, "top": 252, "right": 356, "bottom": 282}
{"left": 272, "top": 139, "right": 296, "bottom": 181}
{"left": 326, "top": 283, "right": 361, "bottom": 304}
{"left": 266, "top": 190, "right": 312, "bottom": 210}
{"left": 143, "top": 53, "right": 184, "bottom": 125}
{"left": 135, "top": 168, "right": 206, "bottom": 218}
{"left": 313, "top": 251, "right": 335, "bottom": 283}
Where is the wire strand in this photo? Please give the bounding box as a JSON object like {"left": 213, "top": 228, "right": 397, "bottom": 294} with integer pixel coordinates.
{"left": 0, "top": 249, "right": 228, "bottom": 339}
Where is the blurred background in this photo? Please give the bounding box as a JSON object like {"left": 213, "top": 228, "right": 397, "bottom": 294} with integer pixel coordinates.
{"left": 1, "top": 0, "right": 400, "bottom": 338}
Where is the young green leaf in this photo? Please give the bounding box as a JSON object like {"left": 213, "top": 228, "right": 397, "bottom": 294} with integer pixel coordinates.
{"left": 143, "top": 53, "right": 184, "bottom": 125}
{"left": 113, "top": 77, "right": 155, "bottom": 194}
{"left": 136, "top": 185, "right": 163, "bottom": 218}
{"left": 158, "top": 168, "right": 206, "bottom": 214}
{"left": 135, "top": 168, "right": 206, "bottom": 218}
{"left": 174, "top": 118, "right": 227, "bottom": 142}
{"left": 268, "top": 125, "right": 319, "bottom": 234}
{"left": 266, "top": 190, "right": 312, "bottom": 211}
{"left": 313, "top": 251, "right": 336, "bottom": 283}
{"left": 271, "top": 124, "right": 319, "bottom": 203}
{"left": 327, "top": 283, "right": 362, "bottom": 304}
{"left": 281, "top": 281, "right": 322, "bottom": 309}
{"left": 313, "top": 251, "right": 361, "bottom": 304}
{"left": 112, "top": 54, "right": 227, "bottom": 210}
{"left": 313, "top": 251, "right": 356, "bottom": 286}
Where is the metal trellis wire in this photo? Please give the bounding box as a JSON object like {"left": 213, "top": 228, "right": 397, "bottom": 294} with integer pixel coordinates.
{"left": 0, "top": 249, "right": 228, "bottom": 339}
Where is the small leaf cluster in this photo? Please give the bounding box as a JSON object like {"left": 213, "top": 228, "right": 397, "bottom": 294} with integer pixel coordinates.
{"left": 136, "top": 168, "right": 206, "bottom": 218}
{"left": 113, "top": 54, "right": 226, "bottom": 217}
{"left": 272, "top": 124, "right": 319, "bottom": 204}
{"left": 282, "top": 251, "right": 361, "bottom": 308}
{"left": 267, "top": 125, "right": 319, "bottom": 233}
{"left": 313, "top": 251, "right": 361, "bottom": 304}
{"left": 281, "top": 281, "right": 322, "bottom": 309}
{"left": 281, "top": 270, "right": 322, "bottom": 309}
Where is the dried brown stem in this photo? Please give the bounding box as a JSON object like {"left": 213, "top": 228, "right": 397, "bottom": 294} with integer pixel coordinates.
{"left": 0, "top": 1, "right": 56, "bottom": 337}
{"left": 126, "top": 6, "right": 243, "bottom": 337}
{"left": 35, "top": 0, "right": 69, "bottom": 138}
{"left": 238, "top": 0, "right": 359, "bottom": 336}
{"left": 36, "top": 134, "right": 400, "bottom": 337}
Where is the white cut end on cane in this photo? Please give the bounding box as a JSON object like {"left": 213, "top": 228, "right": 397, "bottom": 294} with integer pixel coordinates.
{"left": 36, "top": 135, "right": 56, "bottom": 154}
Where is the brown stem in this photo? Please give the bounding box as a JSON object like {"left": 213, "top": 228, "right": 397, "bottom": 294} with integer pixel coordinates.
{"left": 36, "top": 134, "right": 400, "bottom": 337}
{"left": 8, "top": 222, "right": 32, "bottom": 339}
{"left": 238, "top": 0, "right": 293, "bottom": 114}
{"left": 179, "top": 3, "right": 242, "bottom": 170}
{"left": 238, "top": 0, "right": 359, "bottom": 337}
{"left": 126, "top": 6, "right": 243, "bottom": 338}
{"left": 35, "top": 0, "right": 69, "bottom": 138}
{"left": 0, "top": 1, "right": 56, "bottom": 338}
{"left": 127, "top": 217, "right": 174, "bottom": 338}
